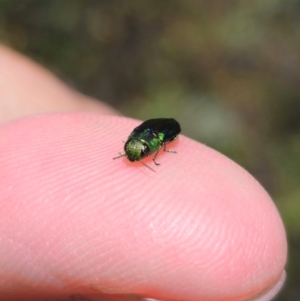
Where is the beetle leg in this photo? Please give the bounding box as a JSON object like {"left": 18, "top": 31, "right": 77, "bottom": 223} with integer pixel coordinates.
{"left": 163, "top": 143, "right": 177, "bottom": 153}
{"left": 152, "top": 148, "right": 161, "bottom": 165}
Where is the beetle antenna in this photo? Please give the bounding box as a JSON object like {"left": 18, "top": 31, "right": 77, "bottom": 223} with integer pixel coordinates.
{"left": 113, "top": 153, "right": 126, "bottom": 160}
{"left": 141, "top": 161, "right": 156, "bottom": 172}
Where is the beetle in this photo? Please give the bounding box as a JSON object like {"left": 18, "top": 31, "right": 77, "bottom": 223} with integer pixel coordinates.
{"left": 113, "top": 118, "right": 181, "bottom": 171}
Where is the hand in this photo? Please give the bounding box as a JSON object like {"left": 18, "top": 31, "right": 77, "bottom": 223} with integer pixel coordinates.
{"left": 0, "top": 45, "right": 287, "bottom": 301}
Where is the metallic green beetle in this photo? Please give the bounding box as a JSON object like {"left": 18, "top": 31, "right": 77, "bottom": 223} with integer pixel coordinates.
{"left": 113, "top": 118, "right": 181, "bottom": 171}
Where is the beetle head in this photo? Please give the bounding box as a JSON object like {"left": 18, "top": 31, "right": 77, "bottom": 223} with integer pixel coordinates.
{"left": 124, "top": 139, "right": 150, "bottom": 162}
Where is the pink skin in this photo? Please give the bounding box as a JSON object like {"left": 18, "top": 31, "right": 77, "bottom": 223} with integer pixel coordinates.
{"left": 0, "top": 45, "right": 287, "bottom": 301}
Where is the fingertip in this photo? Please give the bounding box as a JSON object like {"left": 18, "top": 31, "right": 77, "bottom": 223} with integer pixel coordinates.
{"left": 0, "top": 114, "right": 287, "bottom": 301}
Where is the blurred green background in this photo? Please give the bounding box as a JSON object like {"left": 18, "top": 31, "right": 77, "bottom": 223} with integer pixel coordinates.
{"left": 1, "top": 1, "right": 299, "bottom": 300}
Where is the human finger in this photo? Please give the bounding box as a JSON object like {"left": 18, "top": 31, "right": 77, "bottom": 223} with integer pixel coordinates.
{"left": 0, "top": 44, "right": 116, "bottom": 123}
